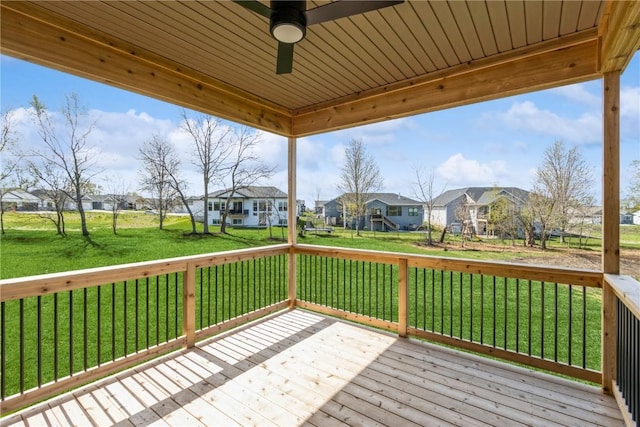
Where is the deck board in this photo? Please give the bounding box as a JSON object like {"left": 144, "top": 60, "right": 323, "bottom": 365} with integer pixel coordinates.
{"left": 1, "top": 310, "right": 625, "bottom": 427}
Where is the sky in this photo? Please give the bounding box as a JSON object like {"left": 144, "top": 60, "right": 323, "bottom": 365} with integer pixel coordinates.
{"left": 1, "top": 53, "right": 639, "bottom": 208}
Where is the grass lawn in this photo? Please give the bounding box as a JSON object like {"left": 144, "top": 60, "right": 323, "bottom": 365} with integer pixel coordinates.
{"left": 2, "top": 211, "right": 637, "bottom": 398}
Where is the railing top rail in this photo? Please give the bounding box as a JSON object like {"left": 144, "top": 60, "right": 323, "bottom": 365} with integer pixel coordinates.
{"left": 0, "top": 244, "right": 290, "bottom": 302}
{"left": 604, "top": 274, "right": 640, "bottom": 319}
{"left": 294, "top": 244, "right": 602, "bottom": 287}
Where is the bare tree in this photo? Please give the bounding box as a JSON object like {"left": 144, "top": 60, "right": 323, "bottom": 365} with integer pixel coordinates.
{"left": 0, "top": 110, "right": 22, "bottom": 235}
{"left": 29, "top": 162, "right": 69, "bottom": 236}
{"left": 528, "top": 190, "right": 556, "bottom": 250}
{"left": 162, "top": 144, "right": 199, "bottom": 235}
{"left": 138, "top": 135, "right": 177, "bottom": 230}
{"left": 454, "top": 196, "right": 472, "bottom": 247}
{"left": 412, "top": 167, "right": 445, "bottom": 245}
{"left": 180, "top": 111, "right": 232, "bottom": 234}
{"left": 30, "top": 94, "right": 100, "bottom": 237}
{"left": 627, "top": 160, "right": 640, "bottom": 210}
{"left": 104, "top": 175, "right": 130, "bottom": 235}
{"left": 338, "top": 138, "right": 383, "bottom": 236}
{"left": 487, "top": 196, "right": 519, "bottom": 246}
{"left": 535, "top": 141, "right": 593, "bottom": 244}
{"left": 219, "top": 126, "right": 275, "bottom": 234}
{"left": 515, "top": 201, "right": 537, "bottom": 247}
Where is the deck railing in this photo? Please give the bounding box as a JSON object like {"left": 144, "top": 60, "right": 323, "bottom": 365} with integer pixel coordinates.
{"left": 295, "top": 244, "right": 602, "bottom": 383}
{"left": 0, "top": 244, "right": 289, "bottom": 413}
{"left": 604, "top": 274, "right": 640, "bottom": 426}
{"left": 0, "top": 243, "right": 635, "bottom": 420}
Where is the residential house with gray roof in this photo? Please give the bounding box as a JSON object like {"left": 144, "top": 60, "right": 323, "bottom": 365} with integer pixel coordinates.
{"left": 322, "top": 193, "right": 424, "bottom": 231}
{"left": 431, "top": 187, "right": 530, "bottom": 235}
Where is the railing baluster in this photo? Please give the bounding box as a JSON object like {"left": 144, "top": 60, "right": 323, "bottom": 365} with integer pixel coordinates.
{"left": 97, "top": 286, "right": 102, "bottom": 365}
{"left": 19, "top": 299, "right": 24, "bottom": 393}
{"left": 516, "top": 278, "right": 520, "bottom": 353}
{"left": 68, "top": 291, "right": 73, "bottom": 376}
{"left": 37, "top": 295, "right": 42, "bottom": 386}
{"left": 1, "top": 301, "right": 5, "bottom": 399}
{"left": 54, "top": 293, "right": 58, "bottom": 379}
{"left": 83, "top": 288, "right": 88, "bottom": 370}
{"left": 568, "top": 285, "right": 573, "bottom": 366}
{"left": 135, "top": 279, "right": 139, "bottom": 352}
{"left": 528, "top": 280, "right": 532, "bottom": 356}
{"left": 124, "top": 281, "right": 128, "bottom": 356}
{"left": 554, "top": 282, "right": 558, "bottom": 362}
{"left": 541, "top": 281, "right": 545, "bottom": 360}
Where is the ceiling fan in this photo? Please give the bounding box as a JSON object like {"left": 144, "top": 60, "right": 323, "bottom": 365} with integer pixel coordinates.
{"left": 234, "top": 0, "right": 404, "bottom": 74}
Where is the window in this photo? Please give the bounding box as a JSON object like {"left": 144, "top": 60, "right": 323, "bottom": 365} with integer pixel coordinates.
{"left": 232, "top": 218, "right": 243, "bottom": 225}
{"left": 232, "top": 201, "right": 243, "bottom": 212}
{"left": 208, "top": 201, "right": 213, "bottom": 211}
{"left": 278, "top": 218, "right": 288, "bottom": 226}
{"left": 408, "top": 207, "right": 419, "bottom": 216}
{"left": 278, "top": 201, "right": 288, "bottom": 212}
{"left": 211, "top": 219, "right": 220, "bottom": 225}
{"left": 388, "top": 206, "right": 401, "bottom": 216}
{"left": 213, "top": 201, "right": 226, "bottom": 211}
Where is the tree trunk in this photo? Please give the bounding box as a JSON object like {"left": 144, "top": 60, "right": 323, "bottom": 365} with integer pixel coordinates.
{"left": 203, "top": 181, "right": 209, "bottom": 234}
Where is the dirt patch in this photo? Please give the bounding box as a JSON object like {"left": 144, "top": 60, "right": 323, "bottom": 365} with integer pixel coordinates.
{"left": 415, "top": 241, "right": 640, "bottom": 279}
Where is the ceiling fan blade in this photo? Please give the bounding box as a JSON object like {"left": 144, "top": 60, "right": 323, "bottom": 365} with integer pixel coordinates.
{"left": 276, "top": 42, "right": 294, "bottom": 74}
{"left": 233, "top": 0, "right": 272, "bottom": 19}
{"left": 306, "top": 1, "right": 403, "bottom": 26}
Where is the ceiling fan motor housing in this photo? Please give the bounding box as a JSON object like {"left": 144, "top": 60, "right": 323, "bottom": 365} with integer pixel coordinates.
{"left": 270, "top": 1, "right": 307, "bottom": 43}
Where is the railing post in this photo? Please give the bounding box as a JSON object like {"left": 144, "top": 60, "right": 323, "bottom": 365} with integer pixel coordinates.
{"left": 287, "top": 136, "right": 297, "bottom": 309}
{"left": 183, "top": 262, "right": 196, "bottom": 348}
{"left": 398, "top": 258, "right": 409, "bottom": 337}
{"left": 601, "top": 70, "right": 620, "bottom": 394}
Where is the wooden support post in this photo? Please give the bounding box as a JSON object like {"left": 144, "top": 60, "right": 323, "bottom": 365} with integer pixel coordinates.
{"left": 601, "top": 70, "right": 620, "bottom": 394}
{"left": 398, "top": 258, "right": 409, "bottom": 337}
{"left": 287, "top": 136, "right": 297, "bottom": 308}
{"left": 183, "top": 262, "right": 196, "bottom": 348}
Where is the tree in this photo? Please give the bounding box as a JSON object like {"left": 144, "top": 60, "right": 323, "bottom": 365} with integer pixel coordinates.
{"left": 219, "top": 126, "right": 275, "bottom": 234}
{"left": 412, "top": 167, "right": 445, "bottom": 245}
{"left": 528, "top": 190, "right": 556, "bottom": 250}
{"left": 138, "top": 135, "right": 177, "bottom": 230}
{"left": 454, "top": 195, "right": 472, "bottom": 247}
{"left": 104, "top": 175, "right": 130, "bottom": 235}
{"left": 161, "top": 143, "right": 199, "bottom": 235}
{"left": 29, "top": 162, "right": 69, "bottom": 236}
{"left": 0, "top": 110, "right": 22, "bottom": 235}
{"left": 535, "top": 141, "right": 593, "bottom": 244}
{"left": 30, "top": 94, "right": 100, "bottom": 237}
{"left": 487, "top": 196, "right": 519, "bottom": 246}
{"left": 180, "top": 111, "right": 232, "bottom": 234}
{"left": 338, "top": 138, "right": 383, "bottom": 236}
{"left": 627, "top": 160, "right": 640, "bottom": 210}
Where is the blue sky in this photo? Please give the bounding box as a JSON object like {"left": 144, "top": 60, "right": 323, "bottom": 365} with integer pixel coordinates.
{"left": 1, "top": 53, "right": 638, "bottom": 207}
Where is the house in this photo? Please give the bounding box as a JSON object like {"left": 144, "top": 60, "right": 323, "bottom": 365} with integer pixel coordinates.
{"left": 323, "top": 193, "right": 424, "bottom": 231}
{"left": 0, "top": 189, "right": 41, "bottom": 211}
{"left": 194, "top": 186, "right": 289, "bottom": 227}
{"left": 431, "top": 187, "right": 530, "bottom": 236}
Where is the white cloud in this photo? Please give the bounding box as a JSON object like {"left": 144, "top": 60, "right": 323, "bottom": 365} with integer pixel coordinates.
{"left": 551, "top": 83, "right": 600, "bottom": 107}
{"left": 436, "top": 153, "right": 509, "bottom": 186}
{"left": 497, "top": 101, "right": 601, "bottom": 145}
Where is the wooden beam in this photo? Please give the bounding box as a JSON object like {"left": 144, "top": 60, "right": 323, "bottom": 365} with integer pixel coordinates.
{"left": 292, "top": 39, "right": 600, "bottom": 137}
{"left": 602, "top": 71, "right": 620, "bottom": 274}
{"left": 0, "top": 2, "right": 292, "bottom": 136}
{"left": 598, "top": 0, "right": 640, "bottom": 73}
{"left": 601, "top": 70, "right": 620, "bottom": 395}
{"left": 287, "top": 136, "right": 297, "bottom": 307}
{"left": 183, "top": 262, "right": 196, "bottom": 348}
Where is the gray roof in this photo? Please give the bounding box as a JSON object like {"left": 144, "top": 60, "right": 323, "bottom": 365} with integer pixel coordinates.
{"left": 433, "top": 187, "right": 530, "bottom": 207}
{"left": 332, "top": 192, "right": 421, "bottom": 206}
{"left": 208, "top": 186, "right": 287, "bottom": 199}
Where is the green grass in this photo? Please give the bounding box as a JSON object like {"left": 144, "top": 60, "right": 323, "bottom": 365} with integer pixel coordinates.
{"left": 2, "top": 212, "right": 633, "bottom": 399}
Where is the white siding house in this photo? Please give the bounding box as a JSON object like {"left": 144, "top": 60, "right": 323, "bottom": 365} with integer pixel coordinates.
{"left": 193, "top": 186, "right": 289, "bottom": 227}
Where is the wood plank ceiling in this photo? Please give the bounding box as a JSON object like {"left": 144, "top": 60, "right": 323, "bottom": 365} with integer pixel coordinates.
{"left": 1, "top": 1, "right": 639, "bottom": 137}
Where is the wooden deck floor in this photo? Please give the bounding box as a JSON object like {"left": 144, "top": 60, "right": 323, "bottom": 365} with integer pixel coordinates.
{"left": 2, "top": 310, "right": 624, "bottom": 427}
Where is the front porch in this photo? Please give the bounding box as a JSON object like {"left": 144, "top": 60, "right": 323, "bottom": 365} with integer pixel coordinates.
{"left": 1, "top": 309, "right": 623, "bottom": 426}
